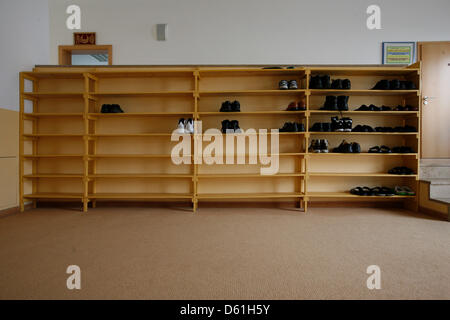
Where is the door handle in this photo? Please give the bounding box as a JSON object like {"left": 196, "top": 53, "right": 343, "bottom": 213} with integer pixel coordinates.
{"left": 423, "top": 96, "right": 436, "bottom": 105}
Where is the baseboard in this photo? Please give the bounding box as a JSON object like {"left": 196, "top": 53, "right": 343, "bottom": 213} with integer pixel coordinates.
{"left": 419, "top": 206, "right": 449, "bottom": 221}
{"left": 0, "top": 203, "right": 33, "bottom": 217}
{"left": 308, "top": 201, "right": 404, "bottom": 208}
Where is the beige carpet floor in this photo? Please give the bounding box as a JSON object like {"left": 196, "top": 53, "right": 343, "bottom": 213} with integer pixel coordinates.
{"left": 0, "top": 206, "right": 449, "bottom": 299}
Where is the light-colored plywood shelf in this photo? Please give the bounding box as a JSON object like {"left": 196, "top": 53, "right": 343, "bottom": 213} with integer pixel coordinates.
{"left": 309, "top": 89, "right": 420, "bottom": 96}
{"left": 199, "top": 89, "right": 307, "bottom": 96}
{"left": 88, "top": 91, "right": 194, "bottom": 97}
{"left": 89, "top": 193, "right": 193, "bottom": 199}
{"left": 308, "top": 172, "right": 417, "bottom": 178}
{"left": 308, "top": 192, "right": 415, "bottom": 199}
{"left": 23, "top": 174, "right": 84, "bottom": 178}
{"left": 309, "top": 110, "right": 419, "bottom": 116}
{"left": 198, "top": 111, "right": 306, "bottom": 116}
{"left": 197, "top": 173, "right": 305, "bottom": 178}
{"left": 89, "top": 174, "right": 193, "bottom": 178}
{"left": 197, "top": 192, "right": 304, "bottom": 199}
{"left": 23, "top": 193, "right": 84, "bottom": 199}
{"left": 19, "top": 65, "right": 421, "bottom": 213}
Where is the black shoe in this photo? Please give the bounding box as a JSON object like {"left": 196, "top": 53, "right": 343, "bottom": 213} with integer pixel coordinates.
{"left": 230, "top": 120, "right": 242, "bottom": 133}
{"left": 231, "top": 100, "right": 240, "bottom": 112}
{"left": 221, "top": 120, "right": 231, "bottom": 133}
{"left": 322, "top": 123, "right": 332, "bottom": 132}
{"left": 309, "top": 76, "right": 322, "bottom": 89}
{"left": 337, "top": 96, "right": 349, "bottom": 111}
{"left": 403, "top": 81, "right": 416, "bottom": 90}
{"left": 372, "top": 80, "right": 390, "bottom": 90}
{"left": 101, "top": 104, "right": 111, "bottom": 113}
{"left": 369, "top": 104, "right": 380, "bottom": 111}
{"left": 319, "top": 139, "right": 329, "bottom": 153}
{"left": 110, "top": 104, "right": 124, "bottom": 113}
{"left": 320, "top": 75, "right": 331, "bottom": 89}
{"left": 220, "top": 101, "right": 232, "bottom": 112}
{"left": 356, "top": 105, "right": 370, "bottom": 111}
{"left": 322, "top": 96, "right": 338, "bottom": 110}
{"left": 389, "top": 79, "right": 401, "bottom": 90}
{"left": 331, "top": 79, "right": 343, "bottom": 89}
{"left": 279, "top": 122, "right": 293, "bottom": 132}
{"left": 297, "top": 123, "right": 305, "bottom": 132}
{"left": 309, "top": 139, "right": 321, "bottom": 153}
{"left": 279, "top": 80, "right": 289, "bottom": 90}
{"left": 342, "top": 79, "right": 351, "bottom": 89}
{"left": 351, "top": 142, "right": 361, "bottom": 153}
{"left": 333, "top": 140, "right": 353, "bottom": 153}
{"left": 331, "top": 116, "right": 344, "bottom": 132}
{"left": 310, "top": 122, "right": 323, "bottom": 132}
{"left": 288, "top": 80, "right": 298, "bottom": 90}
{"left": 342, "top": 117, "right": 352, "bottom": 132}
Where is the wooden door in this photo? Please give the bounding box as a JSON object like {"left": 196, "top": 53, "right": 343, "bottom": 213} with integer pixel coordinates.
{"left": 419, "top": 42, "right": 450, "bottom": 158}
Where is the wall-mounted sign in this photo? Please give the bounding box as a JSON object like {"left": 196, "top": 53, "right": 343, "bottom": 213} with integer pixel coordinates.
{"left": 74, "top": 32, "right": 96, "bottom": 45}
{"left": 382, "top": 42, "right": 416, "bottom": 65}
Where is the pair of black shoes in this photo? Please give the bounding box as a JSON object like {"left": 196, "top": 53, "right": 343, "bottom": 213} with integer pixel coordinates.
{"left": 368, "top": 146, "right": 391, "bottom": 153}
{"left": 388, "top": 166, "right": 414, "bottom": 175}
{"left": 309, "top": 139, "right": 329, "bottom": 153}
{"left": 220, "top": 101, "right": 240, "bottom": 112}
{"left": 310, "top": 75, "right": 331, "bottom": 89}
{"left": 352, "top": 125, "right": 374, "bottom": 132}
{"left": 321, "top": 96, "right": 349, "bottom": 111}
{"left": 279, "top": 122, "right": 305, "bottom": 132}
{"left": 101, "top": 104, "right": 124, "bottom": 113}
{"left": 394, "top": 105, "right": 418, "bottom": 111}
{"left": 221, "top": 120, "right": 242, "bottom": 133}
{"left": 330, "top": 79, "right": 351, "bottom": 90}
{"left": 333, "top": 140, "right": 361, "bottom": 153}
{"left": 372, "top": 80, "right": 416, "bottom": 90}
{"left": 392, "top": 146, "right": 415, "bottom": 153}
{"left": 351, "top": 186, "right": 395, "bottom": 196}
{"left": 331, "top": 117, "right": 352, "bottom": 132}
{"left": 310, "top": 122, "right": 331, "bottom": 132}
{"left": 356, "top": 104, "right": 391, "bottom": 111}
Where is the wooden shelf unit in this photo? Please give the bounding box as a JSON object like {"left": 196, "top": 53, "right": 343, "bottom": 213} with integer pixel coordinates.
{"left": 19, "top": 64, "right": 421, "bottom": 212}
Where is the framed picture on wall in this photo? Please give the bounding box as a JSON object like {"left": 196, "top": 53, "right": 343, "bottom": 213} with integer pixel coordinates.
{"left": 382, "top": 42, "right": 416, "bottom": 65}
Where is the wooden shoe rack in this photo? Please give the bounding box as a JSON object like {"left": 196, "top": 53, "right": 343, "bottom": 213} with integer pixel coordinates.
{"left": 19, "top": 64, "right": 421, "bottom": 212}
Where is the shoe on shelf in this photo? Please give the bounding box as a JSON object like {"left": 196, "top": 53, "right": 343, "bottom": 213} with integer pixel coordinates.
{"left": 388, "top": 166, "right": 414, "bottom": 175}
{"left": 279, "top": 122, "right": 294, "bottom": 132}
{"left": 101, "top": 104, "right": 111, "bottom": 113}
{"left": 310, "top": 122, "right": 324, "bottom": 132}
{"left": 221, "top": 119, "right": 231, "bottom": 133}
{"left": 288, "top": 80, "right": 298, "bottom": 90}
{"left": 109, "top": 104, "right": 124, "bottom": 113}
{"left": 297, "top": 97, "right": 306, "bottom": 110}
{"left": 319, "top": 139, "right": 329, "bottom": 153}
{"left": 175, "top": 118, "right": 186, "bottom": 134}
{"left": 381, "top": 105, "right": 392, "bottom": 111}
{"left": 320, "top": 75, "right": 331, "bottom": 89}
{"left": 402, "top": 81, "right": 416, "bottom": 90}
{"left": 333, "top": 140, "right": 353, "bottom": 153}
{"left": 321, "top": 96, "right": 338, "bottom": 110}
{"left": 350, "top": 186, "right": 372, "bottom": 196}
{"left": 337, "top": 96, "right": 349, "bottom": 111}
{"left": 380, "top": 145, "right": 391, "bottom": 153}
{"left": 185, "top": 118, "right": 194, "bottom": 134}
{"left": 286, "top": 102, "right": 298, "bottom": 111}
{"left": 368, "top": 104, "right": 380, "bottom": 111}
{"left": 322, "top": 122, "right": 331, "bottom": 132}
{"left": 355, "top": 104, "right": 370, "bottom": 111}
{"left": 395, "top": 186, "right": 415, "bottom": 196}
{"left": 342, "top": 79, "right": 351, "bottom": 89}
{"left": 220, "top": 101, "right": 232, "bottom": 112}
{"left": 297, "top": 123, "right": 305, "bottom": 132}
{"left": 389, "top": 79, "right": 401, "bottom": 90}
{"left": 309, "top": 139, "right": 321, "bottom": 153}
{"left": 405, "top": 105, "right": 418, "bottom": 111}
{"left": 331, "top": 116, "right": 344, "bottom": 132}
{"left": 230, "top": 120, "right": 242, "bottom": 133}
{"left": 279, "top": 80, "right": 289, "bottom": 90}
{"left": 342, "top": 117, "right": 352, "bottom": 132}
{"left": 372, "top": 79, "right": 390, "bottom": 90}
{"left": 351, "top": 142, "right": 361, "bottom": 153}
{"left": 331, "top": 79, "right": 343, "bottom": 89}
{"left": 394, "top": 105, "right": 406, "bottom": 111}
{"left": 309, "top": 75, "right": 323, "bottom": 89}
{"left": 231, "top": 100, "right": 240, "bottom": 112}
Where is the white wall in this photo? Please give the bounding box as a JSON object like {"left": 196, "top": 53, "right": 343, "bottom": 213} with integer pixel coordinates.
{"left": 0, "top": 0, "right": 50, "bottom": 111}
{"left": 49, "top": 0, "right": 450, "bottom": 65}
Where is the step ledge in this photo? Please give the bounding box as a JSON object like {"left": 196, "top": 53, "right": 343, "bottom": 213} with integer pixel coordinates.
{"left": 430, "top": 197, "right": 450, "bottom": 205}
{"left": 424, "top": 178, "right": 450, "bottom": 185}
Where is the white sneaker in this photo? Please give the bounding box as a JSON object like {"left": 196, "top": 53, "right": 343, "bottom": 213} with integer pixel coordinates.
{"left": 185, "top": 118, "right": 194, "bottom": 134}
{"left": 175, "top": 118, "right": 185, "bottom": 134}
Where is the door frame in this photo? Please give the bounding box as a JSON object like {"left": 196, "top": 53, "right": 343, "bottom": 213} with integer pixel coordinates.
{"left": 417, "top": 41, "right": 450, "bottom": 159}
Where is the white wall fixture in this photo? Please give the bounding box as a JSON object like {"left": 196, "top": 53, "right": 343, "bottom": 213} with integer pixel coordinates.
{"left": 156, "top": 23, "right": 168, "bottom": 41}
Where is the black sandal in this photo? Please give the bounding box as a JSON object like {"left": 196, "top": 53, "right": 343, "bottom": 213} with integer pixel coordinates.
{"left": 368, "top": 146, "right": 380, "bottom": 153}
{"left": 380, "top": 145, "right": 391, "bottom": 153}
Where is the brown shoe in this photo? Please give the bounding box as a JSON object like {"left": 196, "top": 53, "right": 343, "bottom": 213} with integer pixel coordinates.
{"left": 297, "top": 97, "right": 306, "bottom": 110}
